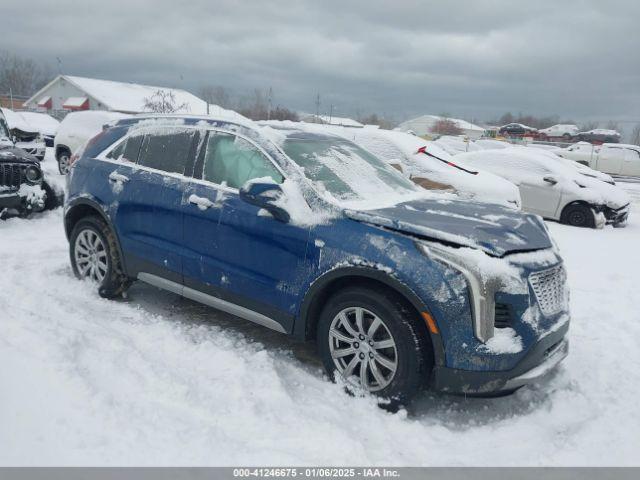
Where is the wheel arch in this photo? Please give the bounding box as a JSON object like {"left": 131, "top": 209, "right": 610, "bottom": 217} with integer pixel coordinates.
{"left": 64, "top": 198, "right": 129, "bottom": 276}
{"left": 295, "top": 266, "right": 445, "bottom": 367}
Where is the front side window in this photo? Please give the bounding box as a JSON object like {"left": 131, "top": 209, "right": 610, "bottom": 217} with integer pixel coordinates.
{"left": 137, "top": 129, "right": 196, "bottom": 175}
{"left": 202, "top": 132, "right": 283, "bottom": 189}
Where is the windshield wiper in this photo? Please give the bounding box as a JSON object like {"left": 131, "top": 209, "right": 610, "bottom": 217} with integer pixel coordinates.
{"left": 416, "top": 146, "right": 478, "bottom": 175}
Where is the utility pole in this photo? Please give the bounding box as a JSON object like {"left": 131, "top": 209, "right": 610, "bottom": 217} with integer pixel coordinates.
{"left": 267, "top": 87, "right": 273, "bottom": 120}
{"left": 9, "top": 88, "right": 14, "bottom": 110}
{"left": 315, "top": 93, "right": 320, "bottom": 123}
{"left": 329, "top": 104, "right": 334, "bottom": 125}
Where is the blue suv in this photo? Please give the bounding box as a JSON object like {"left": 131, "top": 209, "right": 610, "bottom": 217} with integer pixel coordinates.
{"left": 64, "top": 115, "right": 570, "bottom": 406}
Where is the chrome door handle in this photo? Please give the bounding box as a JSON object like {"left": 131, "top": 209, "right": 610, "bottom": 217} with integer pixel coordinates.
{"left": 188, "top": 194, "right": 215, "bottom": 210}
{"left": 109, "top": 172, "right": 129, "bottom": 183}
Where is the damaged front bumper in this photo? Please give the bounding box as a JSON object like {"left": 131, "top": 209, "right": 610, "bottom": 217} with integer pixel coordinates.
{"left": 431, "top": 321, "right": 569, "bottom": 395}
{"left": 600, "top": 203, "right": 630, "bottom": 226}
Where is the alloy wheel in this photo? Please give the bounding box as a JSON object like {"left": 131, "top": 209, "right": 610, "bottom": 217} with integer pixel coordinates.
{"left": 59, "top": 154, "right": 70, "bottom": 174}
{"left": 328, "top": 307, "right": 398, "bottom": 392}
{"left": 74, "top": 229, "right": 108, "bottom": 283}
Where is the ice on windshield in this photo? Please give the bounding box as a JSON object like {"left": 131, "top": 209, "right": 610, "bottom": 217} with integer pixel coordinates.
{"left": 282, "top": 136, "right": 424, "bottom": 209}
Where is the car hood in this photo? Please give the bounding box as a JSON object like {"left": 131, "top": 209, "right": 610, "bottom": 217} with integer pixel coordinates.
{"left": 0, "top": 146, "right": 40, "bottom": 165}
{"left": 345, "top": 198, "right": 552, "bottom": 257}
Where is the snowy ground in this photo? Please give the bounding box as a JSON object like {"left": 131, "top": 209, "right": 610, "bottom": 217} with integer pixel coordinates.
{"left": 1, "top": 152, "right": 639, "bottom": 466}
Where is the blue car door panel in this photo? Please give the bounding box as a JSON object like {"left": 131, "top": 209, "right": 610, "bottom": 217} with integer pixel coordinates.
{"left": 181, "top": 130, "right": 310, "bottom": 333}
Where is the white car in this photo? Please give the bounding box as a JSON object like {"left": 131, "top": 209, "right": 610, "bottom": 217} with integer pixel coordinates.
{"left": 538, "top": 124, "right": 579, "bottom": 140}
{"left": 432, "top": 135, "right": 482, "bottom": 155}
{"left": 457, "top": 147, "right": 630, "bottom": 228}
{"left": 557, "top": 142, "right": 640, "bottom": 177}
{"left": 335, "top": 128, "right": 522, "bottom": 209}
{"left": 54, "top": 110, "right": 129, "bottom": 174}
{"left": 0, "top": 108, "right": 46, "bottom": 160}
{"left": 18, "top": 111, "right": 60, "bottom": 147}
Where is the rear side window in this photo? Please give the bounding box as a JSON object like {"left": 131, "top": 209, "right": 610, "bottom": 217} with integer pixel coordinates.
{"left": 137, "top": 130, "right": 196, "bottom": 175}
{"left": 202, "top": 132, "right": 283, "bottom": 189}
{"left": 107, "top": 133, "right": 144, "bottom": 163}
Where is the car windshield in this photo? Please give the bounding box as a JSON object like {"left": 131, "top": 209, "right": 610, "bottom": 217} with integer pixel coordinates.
{"left": 282, "top": 135, "right": 423, "bottom": 208}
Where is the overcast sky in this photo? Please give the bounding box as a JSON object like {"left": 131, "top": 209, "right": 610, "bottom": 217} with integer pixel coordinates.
{"left": 4, "top": 0, "right": 640, "bottom": 124}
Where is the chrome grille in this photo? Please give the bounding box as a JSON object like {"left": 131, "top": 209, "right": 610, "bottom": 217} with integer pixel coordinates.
{"left": 529, "top": 264, "right": 567, "bottom": 316}
{"left": 0, "top": 163, "right": 25, "bottom": 190}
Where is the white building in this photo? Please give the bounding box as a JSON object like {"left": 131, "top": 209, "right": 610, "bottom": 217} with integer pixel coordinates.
{"left": 396, "top": 114, "right": 486, "bottom": 139}
{"left": 24, "top": 75, "right": 208, "bottom": 115}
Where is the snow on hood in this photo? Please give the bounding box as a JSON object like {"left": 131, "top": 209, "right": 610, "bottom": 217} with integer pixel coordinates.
{"left": 0, "top": 108, "right": 39, "bottom": 134}
{"left": 457, "top": 147, "right": 630, "bottom": 209}
{"left": 345, "top": 198, "right": 551, "bottom": 257}
{"left": 17, "top": 112, "right": 60, "bottom": 136}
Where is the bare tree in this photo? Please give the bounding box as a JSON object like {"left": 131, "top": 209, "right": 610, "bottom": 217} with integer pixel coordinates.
{"left": 238, "top": 88, "right": 270, "bottom": 120}
{"left": 431, "top": 117, "right": 463, "bottom": 136}
{"left": 199, "top": 85, "right": 231, "bottom": 109}
{"left": 142, "top": 90, "right": 189, "bottom": 113}
{"left": 358, "top": 113, "right": 394, "bottom": 129}
{"left": 0, "top": 50, "right": 51, "bottom": 96}
{"left": 580, "top": 121, "right": 599, "bottom": 131}
{"left": 270, "top": 106, "right": 298, "bottom": 121}
{"left": 604, "top": 120, "right": 621, "bottom": 132}
{"left": 630, "top": 124, "right": 640, "bottom": 146}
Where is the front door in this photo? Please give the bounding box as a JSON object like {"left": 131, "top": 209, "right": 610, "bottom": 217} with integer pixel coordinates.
{"left": 182, "top": 130, "right": 310, "bottom": 332}
{"left": 597, "top": 146, "right": 624, "bottom": 175}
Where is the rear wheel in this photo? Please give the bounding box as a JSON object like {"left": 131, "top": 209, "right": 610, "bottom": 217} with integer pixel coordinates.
{"left": 57, "top": 150, "right": 71, "bottom": 175}
{"left": 317, "top": 285, "right": 431, "bottom": 408}
{"left": 69, "top": 216, "right": 130, "bottom": 298}
{"left": 562, "top": 204, "right": 595, "bottom": 228}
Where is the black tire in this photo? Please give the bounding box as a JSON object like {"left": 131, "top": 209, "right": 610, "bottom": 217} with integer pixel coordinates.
{"left": 41, "top": 181, "right": 61, "bottom": 211}
{"left": 561, "top": 204, "right": 596, "bottom": 228}
{"left": 69, "top": 215, "right": 130, "bottom": 298}
{"left": 57, "top": 149, "right": 71, "bottom": 175}
{"left": 317, "top": 285, "right": 432, "bottom": 408}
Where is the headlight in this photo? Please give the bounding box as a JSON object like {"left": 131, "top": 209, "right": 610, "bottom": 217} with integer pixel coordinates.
{"left": 24, "top": 165, "right": 42, "bottom": 184}
{"left": 418, "top": 242, "right": 501, "bottom": 342}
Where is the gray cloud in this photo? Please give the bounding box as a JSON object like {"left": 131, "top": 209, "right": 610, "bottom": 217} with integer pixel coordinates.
{"left": 4, "top": 0, "right": 640, "bottom": 124}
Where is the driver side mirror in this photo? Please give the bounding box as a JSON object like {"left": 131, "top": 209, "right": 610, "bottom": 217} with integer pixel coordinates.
{"left": 543, "top": 175, "right": 558, "bottom": 185}
{"left": 239, "top": 181, "right": 290, "bottom": 223}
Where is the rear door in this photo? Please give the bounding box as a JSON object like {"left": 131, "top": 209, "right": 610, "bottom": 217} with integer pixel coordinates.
{"left": 622, "top": 148, "right": 640, "bottom": 176}
{"left": 112, "top": 126, "right": 199, "bottom": 283}
{"left": 597, "top": 146, "right": 624, "bottom": 175}
{"left": 182, "top": 129, "right": 310, "bottom": 333}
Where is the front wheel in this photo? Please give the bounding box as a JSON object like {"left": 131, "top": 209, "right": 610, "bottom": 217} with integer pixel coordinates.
{"left": 562, "top": 204, "right": 596, "bottom": 228}
{"left": 317, "top": 286, "right": 432, "bottom": 407}
{"left": 69, "top": 216, "right": 130, "bottom": 298}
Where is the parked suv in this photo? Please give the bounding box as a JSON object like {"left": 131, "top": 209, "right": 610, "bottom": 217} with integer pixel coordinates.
{"left": 1, "top": 110, "right": 61, "bottom": 218}
{"left": 64, "top": 115, "right": 570, "bottom": 406}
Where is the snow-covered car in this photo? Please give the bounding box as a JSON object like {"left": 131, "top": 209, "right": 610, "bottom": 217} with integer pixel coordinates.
{"left": 498, "top": 123, "right": 538, "bottom": 137}
{"left": 0, "top": 108, "right": 46, "bottom": 160}
{"left": 432, "top": 135, "right": 482, "bottom": 155}
{"left": 457, "top": 147, "right": 631, "bottom": 228}
{"left": 18, "top": 111, "right": 60, "bottom": 147}
{"left": 55, "top": 110, "right": 129, "bottom": 174}
{"left": 557, "top": 142, "right": 640, "bottom": 177}
{"left": 65, "top": 114, "right": 570, "bottom": 406}
{"left": 537, "top": 124, "right": 579, "bottom": 140}
{"left": 0, "top": 144, "right": 62, "bottom": 218}
{"left": 576, "top": 129, "right": 621, "bottom": 144}
{"left": 336, "top": 128, "right": 522, "bottom": 209}
{"left": 475, "top": 139, "right": 509, "bottom": 150}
